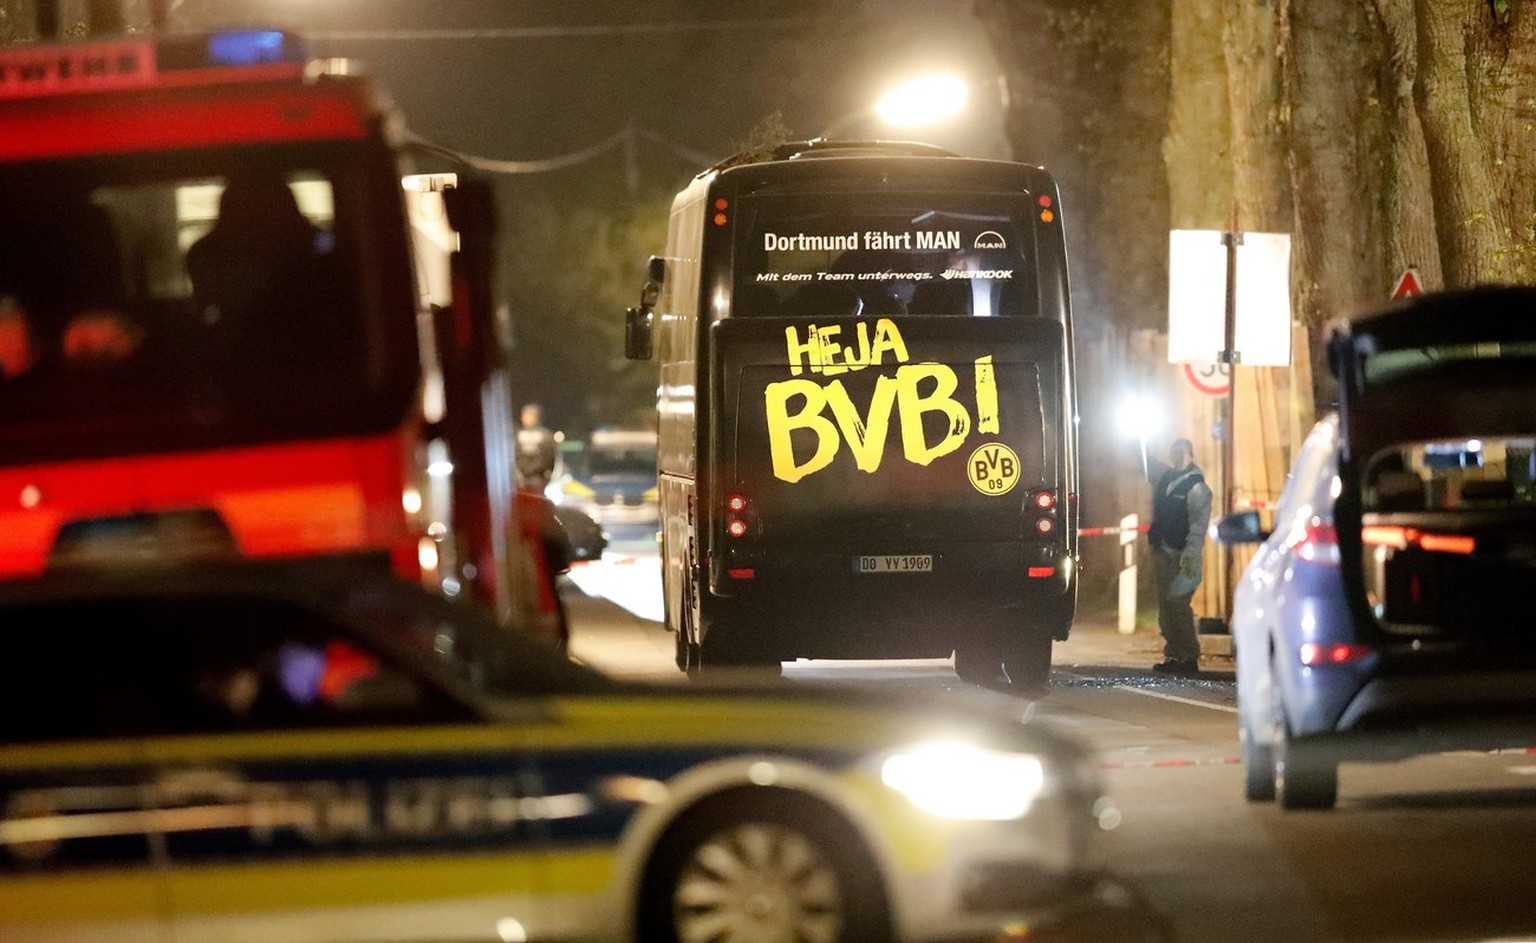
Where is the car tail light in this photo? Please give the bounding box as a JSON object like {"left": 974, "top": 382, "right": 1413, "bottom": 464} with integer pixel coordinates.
{"left": 1286, "top": 522, "right": 1338, "bottom": 566}
{"left": 1299, "top": 642, "right": 1372, "bottom": 666}
{"left": 1035, "top": 517, "right": 1055, "bottom": 535}
{"left": 1033, "top": 490, "right": 1056, "bottom": 510}
{"left": 1363, "top": 524, "right": 1475, "bottom": 556}
{"left": 727, "top": 494, "right": 747, "bottom": 513}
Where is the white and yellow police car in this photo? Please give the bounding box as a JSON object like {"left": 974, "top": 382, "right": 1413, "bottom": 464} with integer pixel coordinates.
{"left": 0, "top": 565, "right": 1106, "bottom": 943}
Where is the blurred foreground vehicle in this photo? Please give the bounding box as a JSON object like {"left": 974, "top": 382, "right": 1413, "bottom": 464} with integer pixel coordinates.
{"left": 0, "top": 563, "right": 1109, "bottom": 943}
{"left": 0, "top": 30, "right": 560, "bottom": 638}
{"left": 1216, "top": 286, "right": 1536, "bottom": 809}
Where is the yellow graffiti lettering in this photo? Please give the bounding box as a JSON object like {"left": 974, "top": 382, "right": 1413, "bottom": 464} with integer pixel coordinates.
{"left": 783, "top": 318, "right": 909, "bottom": 376}
{"left": 869, "top": 318, "right": 909, "bottom": 366}
{"left": 974, "top": 355, "right": 999, "bottom": 435}
{"left": 843, "top": 321, "right": 871, "bottom": 369}
{"left": 825, "top": 375, "right": 898, "bottom": 473}
{"left": 896, "top": 363, "right": 971, "bottom": 466}
{"left": 818, "top": 324, "right": 847, "bottom": 376}
{"left": 784, "top": 324, "right": 821, "bottom": 377}
{"left": 764, "top": 379, "right": 840, "bottom": 482}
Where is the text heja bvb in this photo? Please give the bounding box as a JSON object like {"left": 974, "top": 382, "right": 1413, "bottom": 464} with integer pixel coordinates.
{"left": 764, "top": 318, "right": 1001, "bottom": 483}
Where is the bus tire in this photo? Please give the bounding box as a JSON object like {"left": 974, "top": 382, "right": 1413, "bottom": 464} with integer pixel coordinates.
{"left": 699, "top": 625, "right": 782, "bottom": 678}
{"left": 676, "top": 566, "right": 702, "bottom": 676}
{"left": 955, "top": 632, "right": 1051, "bottom": 694}
{"left": 1000, "top": 631, "right": 1052, "bottom": 692}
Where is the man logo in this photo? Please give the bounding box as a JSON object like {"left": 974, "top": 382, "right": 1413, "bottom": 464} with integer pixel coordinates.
{"left": 973, "top": 231, "right": 1007, "bottom": 250}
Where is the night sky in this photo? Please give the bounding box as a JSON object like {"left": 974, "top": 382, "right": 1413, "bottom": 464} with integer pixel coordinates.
{"left": 197, "top": 0, "right": 1009, "bottom": 172}
{"left": 177, "top": 0, "right": 1011, "bottom": 429}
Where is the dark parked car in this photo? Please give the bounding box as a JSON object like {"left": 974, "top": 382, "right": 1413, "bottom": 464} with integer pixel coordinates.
{"left": 1215, "top": 286, "right": 1536, "bottom": 809}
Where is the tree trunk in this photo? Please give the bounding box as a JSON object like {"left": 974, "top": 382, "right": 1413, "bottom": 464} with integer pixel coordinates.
{"left": 1166, "top": 0, "right": 1233, "bottom": 230}
{"left": 1282, "top": 0, "right": 1393, "bottom": 411}
{"left": 0, "top": 0, "right": 41, "bottom": 43}
{"left": 1370, "top": 0, "right": 1444, "bottom": 291}
{"left": 1414, "top": 0, "right": 1522, "bottom": 285}
{"left": 1223, "top": 0, "right": 1290, "bottom": 234}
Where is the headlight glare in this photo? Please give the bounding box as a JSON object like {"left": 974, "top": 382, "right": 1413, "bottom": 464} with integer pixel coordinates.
{"left": 880, "top": 742, "right": 1045, "bottom": 820}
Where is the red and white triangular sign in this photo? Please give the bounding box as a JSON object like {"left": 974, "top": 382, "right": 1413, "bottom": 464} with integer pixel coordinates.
{"left": 1391, "top": 267, "right": 1424, "bottom": 300}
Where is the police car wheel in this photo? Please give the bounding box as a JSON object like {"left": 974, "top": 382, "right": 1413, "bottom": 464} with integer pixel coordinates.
{"left": 639, "top": 790, "right": 892, "bottom": 943}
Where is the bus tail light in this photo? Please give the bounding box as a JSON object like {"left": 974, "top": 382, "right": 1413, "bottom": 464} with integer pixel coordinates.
{"left": 725, "top": 492, "right": 753, "bottom": 539}
{"left": 1030, "top": 489, "right": 1058, "bottom": 539}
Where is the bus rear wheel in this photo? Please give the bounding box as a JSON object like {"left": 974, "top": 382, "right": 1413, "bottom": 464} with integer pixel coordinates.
{"left": 955, "top": 632, "right": 1051, "bottom": 694}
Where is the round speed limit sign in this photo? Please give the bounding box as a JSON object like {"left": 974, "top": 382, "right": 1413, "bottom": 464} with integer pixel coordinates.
{"left": 1182, "top": 362, "right": 1231, "bottom": 397}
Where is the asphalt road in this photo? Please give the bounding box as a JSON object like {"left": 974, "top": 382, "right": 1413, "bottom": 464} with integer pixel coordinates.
{"left": 563, "top": 556, "right": 1536, "bottom": 943}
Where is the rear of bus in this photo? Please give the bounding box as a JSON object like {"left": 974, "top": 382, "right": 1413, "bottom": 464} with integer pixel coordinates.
{"left": 699, "top": 148, "right": 1076, "bottom": 674}
{"left": 0, "top": 32, "right": 422, "bottom": 579}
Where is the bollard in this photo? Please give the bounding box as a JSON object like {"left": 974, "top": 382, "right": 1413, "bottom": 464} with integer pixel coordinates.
{"left": 1117, "top": 512, "right": 1138, "bottom": 635}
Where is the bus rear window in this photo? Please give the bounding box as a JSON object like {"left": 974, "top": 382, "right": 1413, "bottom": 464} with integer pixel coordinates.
{"left": 730, "top": 192, "right": 1038, "bottom": 319}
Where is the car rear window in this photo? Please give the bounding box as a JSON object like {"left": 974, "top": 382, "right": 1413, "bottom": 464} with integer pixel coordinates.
{"left": 1363, "top": 341, "right": 1536, "bottom": 385}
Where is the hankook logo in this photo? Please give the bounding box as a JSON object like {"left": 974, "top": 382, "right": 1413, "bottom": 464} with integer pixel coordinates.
{"left": 973, "top": 231, "right": 1007, "bottom": 250}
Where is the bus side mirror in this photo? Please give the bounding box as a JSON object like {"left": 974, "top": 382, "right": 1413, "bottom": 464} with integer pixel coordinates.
{"left": 625, "top": 306, "right": 653, "bottom": 361}
{"left": 625, "top": 256, "right": 664, "bottom": 361}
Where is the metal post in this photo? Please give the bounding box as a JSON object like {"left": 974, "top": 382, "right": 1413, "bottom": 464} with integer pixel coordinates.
{"left": 1117, "top": 513, "right": 1139, "bottom": 635}
{"left": 1218, "top": 226, "right": 1241, "bottom": 624}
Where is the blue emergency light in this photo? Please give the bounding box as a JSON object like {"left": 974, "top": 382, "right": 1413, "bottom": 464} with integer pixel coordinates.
{"left": 207, "top": 30, "right": 295, "bottom": 67}
{"left": 156, "top": 30, "right": 307, "bottom": 73}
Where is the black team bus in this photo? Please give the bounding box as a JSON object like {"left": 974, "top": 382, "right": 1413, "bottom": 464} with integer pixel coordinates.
{"left": 625, "top": 141, "right": 1078, "bottom": 689}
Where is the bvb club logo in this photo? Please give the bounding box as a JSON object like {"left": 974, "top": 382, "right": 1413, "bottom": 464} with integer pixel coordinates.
{"left": 968, "top": 443, "right": 1020, "bottom": 496}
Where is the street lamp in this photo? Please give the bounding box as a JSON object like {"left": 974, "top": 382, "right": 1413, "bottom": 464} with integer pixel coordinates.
{"left": 1116, "top": 393, "right": 1163, "bottom": 479}
{"left": 875, "top": 73, "right": 969, "bottom": 127}
{"left": 820, "top": 72, "right": 970, "bottom": 139}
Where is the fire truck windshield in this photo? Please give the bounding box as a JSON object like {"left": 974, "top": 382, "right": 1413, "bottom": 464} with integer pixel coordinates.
{"left": 0, "top": 141, "right": 419, "bottom": 467}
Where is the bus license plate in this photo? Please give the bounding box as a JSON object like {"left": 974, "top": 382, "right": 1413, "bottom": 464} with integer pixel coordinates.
{"left": 857, "top": 555, "right": 933, "bottom": 574}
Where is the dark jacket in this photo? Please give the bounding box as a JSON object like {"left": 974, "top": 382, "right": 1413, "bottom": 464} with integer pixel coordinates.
{"left": 1149, "top": 465, "right": 1212, "bottom": 553}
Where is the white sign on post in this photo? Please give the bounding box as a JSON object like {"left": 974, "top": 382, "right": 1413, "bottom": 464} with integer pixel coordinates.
{"left": 1167, "top": 230, "right": 1293, "bottom": 367}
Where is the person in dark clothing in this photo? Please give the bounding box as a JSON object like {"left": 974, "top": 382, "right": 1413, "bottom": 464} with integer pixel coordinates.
{"left": 185, "top": 173, "right": 341, "bottom": 365}
{"left": 0, "top": 192, "right": 137, "bottom": 374}
{"left": 1145, "top": 438, "right": 1214, "bottom": 676}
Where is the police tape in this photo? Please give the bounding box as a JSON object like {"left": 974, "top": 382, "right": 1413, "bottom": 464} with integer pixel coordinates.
{"left": 1234, "top": 497, "right": 1276, "bottom": 510}
{"left": 1078, "top": 523, "right": 1151, "bottom": 537}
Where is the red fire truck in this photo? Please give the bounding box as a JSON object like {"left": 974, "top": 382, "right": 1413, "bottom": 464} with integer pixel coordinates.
{"left": 0, "top": 30, "right": 551, "bottom": 632}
